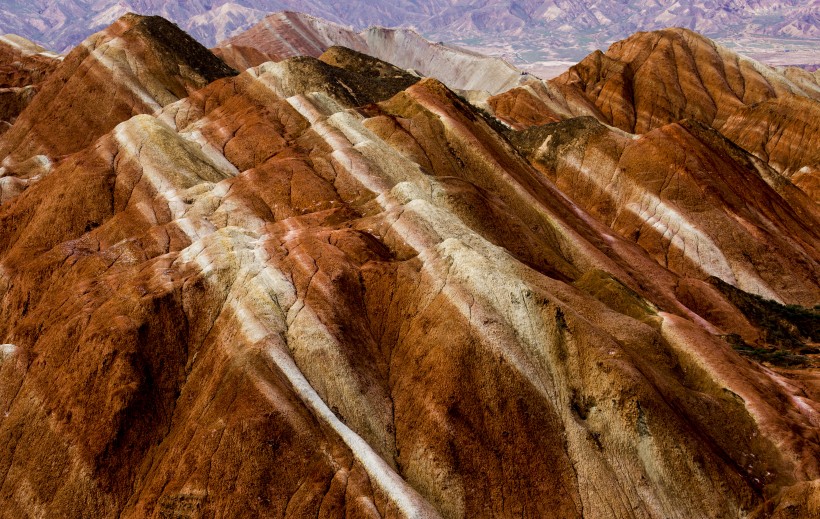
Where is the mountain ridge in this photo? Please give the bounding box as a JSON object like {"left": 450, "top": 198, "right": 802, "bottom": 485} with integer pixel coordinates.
{"left": 213, "top": 11, "right": 533, "bottom": 95}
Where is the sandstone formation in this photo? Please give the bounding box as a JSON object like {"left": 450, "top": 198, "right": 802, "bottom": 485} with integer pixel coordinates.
{"left": 0, "top": 14, "right": 819, "bottom": 519}
{"left": 547, "top": 28, "right": 819, "bottom": 132}
{"left": 509, "top": 116, "right": 819, "bottom": 306}
{"left": 720, "top": 95, "right": 820, "bottom": 202}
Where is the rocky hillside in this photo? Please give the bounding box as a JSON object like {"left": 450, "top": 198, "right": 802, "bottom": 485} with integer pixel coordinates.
{"left": 0, "top": 14, "right": 818, "bottom": 519}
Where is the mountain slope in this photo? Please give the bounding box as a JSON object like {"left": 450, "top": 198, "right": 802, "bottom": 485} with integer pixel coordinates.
{"left": 0, "top": 14, "right": 818, "bottom": 519}
{"left": 509, "top": 116, "right": 819, "bottom": 305}
{"left": 0, "top": 14, "right": 235, "bottom": 203}
{"left": 0, "top": 34, "right": 59, "bottom": 134}
{"left": 548, "top": 28, "right": 819, "bottom": 133}
{"left": 720, "top": 95, "right": 820, "bottom": 202}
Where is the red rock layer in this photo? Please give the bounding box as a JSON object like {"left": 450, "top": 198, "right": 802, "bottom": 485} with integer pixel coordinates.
{"left": 213, "top": 11, "right": 368, "bottom": 69}
{"left": 0, "top": 35, "right": 59, "bottom": 89}
{"left": 487, "top": 84, "right": 561, "bottom": 130}
{"left": 720, "top": 95, "right": 820, "bottom": 202}
{"left": 547, "top": 28, "right": 819, "bottom": 134}
{"left": 510, "top": 116, "right": 820, "bottom": 306}
{"left": 0, "top": 15, "right": 818, "bottom": 519}
{"left": 0, "top": 14, "right": 235, "bottom": 206}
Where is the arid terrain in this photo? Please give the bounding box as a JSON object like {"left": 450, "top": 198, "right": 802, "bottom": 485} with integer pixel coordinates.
{"left": 0, "top": 12, "right": 818, "bottom": 519}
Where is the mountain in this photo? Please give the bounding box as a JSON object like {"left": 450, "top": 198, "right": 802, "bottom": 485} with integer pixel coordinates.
{"left": 490, "top": 27, "right": 820, "bottom": 203}
{"left": 0, "top": 1, "right": 817, "bottom": 77}
{"left": 0, "top": 13, "right": 236, "bottom": 203}
{"left": 0, "top": 13, "right": 819, "bottom": 519}
{"left": 214, "top": 11, "right": 533, "bottom": 95}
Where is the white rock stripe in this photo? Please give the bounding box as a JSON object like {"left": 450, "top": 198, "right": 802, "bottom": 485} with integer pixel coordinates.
{"left": 174, "top": 230, "right": 440, "bottom": 517}
{"left": 0, "top": 35, "right": 61, "bottom": 59}
{"left": 0, "top": 344, "right": 16, "bottom": 357}
{"left": 271, "top": 14, "right": 326, "bottom": 57}
{"left": 266, "top": 337, "right": 441, "bottom": 518}
{"left": 286, "top": 94, "right": 326, "bottom": 124}
{"left": 235, "top": 296, "right": 439, "bottom": 518}
{"left": 627, "top": 192, "right": 735, "bottom": 282}
{"left": 81, "top": 39, "right": 163, "bottom": 113}
{"left": 113, "top": 121, "right": 189, "bottom": 221}
{"left": 417, "top": 95, "right": 625, "bottom": 276}
{"left": 112, "top": 116, "right": 239, "bottom": 229}
{"left": 261, "top": 16, "right": 303, "bottom": 57}
{"left": 312, "top": 109, "right": 553, "bottom": 399}
{"left": 178, "top": 128, "right": 240, "bottom": 177}
{"left": 0, "top": 35, "right": 25, "bottom": 51}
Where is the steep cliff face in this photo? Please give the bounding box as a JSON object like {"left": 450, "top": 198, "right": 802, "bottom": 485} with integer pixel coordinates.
{"left": 0, "top": 14, "right": 818, "bottom": 519}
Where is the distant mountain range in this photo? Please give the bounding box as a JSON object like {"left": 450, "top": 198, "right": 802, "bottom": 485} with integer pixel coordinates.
{"left": 0, "top": 0, "right": 817, "bottom": 77}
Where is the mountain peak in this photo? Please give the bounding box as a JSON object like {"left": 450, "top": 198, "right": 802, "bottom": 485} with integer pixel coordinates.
{"left": 0, "top": 14, "right": 236, "bottom": 166}
{"left": 215, "top": 11, "right": 530, "bottom": 94}
{"left": 122, "top": 14, "right": 237, "bottom": 83}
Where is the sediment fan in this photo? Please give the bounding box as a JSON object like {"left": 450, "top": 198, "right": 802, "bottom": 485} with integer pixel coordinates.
{"left": 0, "top": 12, "right": 818, "bottom": 519}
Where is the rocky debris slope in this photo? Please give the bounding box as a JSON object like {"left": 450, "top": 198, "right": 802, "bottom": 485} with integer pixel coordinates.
{"left": 0, "top": 14, "right": 819, "bottom": 519}
{"left": 214, "top": 11, "right": 532, "bottom": 95}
